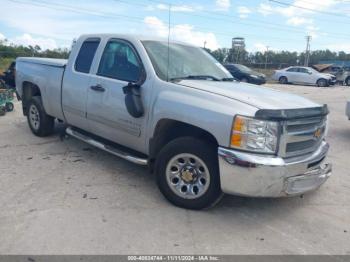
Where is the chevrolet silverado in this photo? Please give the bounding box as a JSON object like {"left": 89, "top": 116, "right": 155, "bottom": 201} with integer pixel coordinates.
{"left": 15, "top": 34, "right": 332, "bottom": 209}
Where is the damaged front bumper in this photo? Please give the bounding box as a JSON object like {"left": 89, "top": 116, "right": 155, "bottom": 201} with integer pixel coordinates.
{"left": 218, "top": 141, "right": 332, "bottom": 197}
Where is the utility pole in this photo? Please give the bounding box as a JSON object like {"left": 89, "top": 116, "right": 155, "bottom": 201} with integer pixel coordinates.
{"left": 203, "top": 41, "right": 207, "bottom": 49}
{"left": 304, "top": 35, "right": 311, "bottom": 67}
{"left": 265, "top": 46, "right": 269, "bottom": 69}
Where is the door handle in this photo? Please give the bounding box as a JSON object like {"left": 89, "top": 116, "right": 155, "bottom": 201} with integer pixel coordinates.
{"left": 90, "top": 84, "right": 105, "bottom": 92}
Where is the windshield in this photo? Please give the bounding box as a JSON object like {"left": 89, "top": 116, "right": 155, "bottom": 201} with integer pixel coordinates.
{"left": 234, "top": 64, "right": 252, "bottom": 73}
{"left": 142, "top": 40, "right": 232, "bottom": 81}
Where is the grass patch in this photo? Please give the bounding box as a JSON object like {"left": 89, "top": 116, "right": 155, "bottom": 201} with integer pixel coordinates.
{"left": 0, "top": 58, "right": 14, "bottom": 73}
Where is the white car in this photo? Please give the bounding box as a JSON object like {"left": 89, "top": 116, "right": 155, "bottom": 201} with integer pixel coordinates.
{"left": 273, "top": 66, "right": 336, "bottom": 87}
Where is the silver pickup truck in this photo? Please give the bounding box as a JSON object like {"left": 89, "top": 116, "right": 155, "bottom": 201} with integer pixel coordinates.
{"left": 15, "top": 34, "right": 332, "bottom": 209}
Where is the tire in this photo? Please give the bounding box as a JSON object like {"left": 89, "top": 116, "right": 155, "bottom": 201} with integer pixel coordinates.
{"left": 0, "top": 106, "right": 5, "bottom": 116}
{"left": 26, "top": 96, "right": 55, "bottom": 137}
{"left": 5, "top": 102, "right": 14, "bottom": 112}
{"left": 317, "top": 78, "right": 328, "bottom": 87}
{"left": 0, "top": 79, "right": 5, "bottom": 89}
{"left": 279, "top": 76, "right": 288, "bottom": 84}
{"left": 345, "top": 77, "right": 350, "bottom": 86}
{"left": 155, "top": 137, "right": 222, "bottom": 210}
{"left": 241, "top": 77, "right": 248, "bottom": 83}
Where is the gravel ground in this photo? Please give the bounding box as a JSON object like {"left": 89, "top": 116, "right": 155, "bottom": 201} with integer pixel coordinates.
{"left": 0, "top": 84, "right": 349, "bottom": 255}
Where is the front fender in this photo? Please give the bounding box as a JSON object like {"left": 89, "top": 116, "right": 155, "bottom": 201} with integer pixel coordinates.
{"left": 148, "top": 86, "right": 258, "bottom": 149}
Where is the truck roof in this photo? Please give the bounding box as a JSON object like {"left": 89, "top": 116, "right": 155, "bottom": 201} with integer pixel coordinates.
{"left": 77, "top": 33, "right": 196, "bottom": 47}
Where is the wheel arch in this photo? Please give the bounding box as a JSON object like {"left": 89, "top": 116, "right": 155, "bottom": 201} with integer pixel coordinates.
{"left": 22, "top": 81, "right": 42, "bottom": 115}
{"left": 316, "top": 78, "right": 328, "bottom": 87}
{"left": 279, "top": 75, "right": 288, "bottom": 82}
{"left": 148, "top": 119, "right": 219, "bottom": 171}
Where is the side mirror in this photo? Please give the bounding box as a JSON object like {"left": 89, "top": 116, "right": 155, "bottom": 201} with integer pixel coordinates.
{"left": 123, "top": 82, "right": 144, "bottom": 118}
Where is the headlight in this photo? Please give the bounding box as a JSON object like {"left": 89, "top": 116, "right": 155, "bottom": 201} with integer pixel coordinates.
{"left": 250, "top": 74, "right": 259, "bottom": 78}
{"left": 230, "top": 115, "right": 279, "bottom": 154}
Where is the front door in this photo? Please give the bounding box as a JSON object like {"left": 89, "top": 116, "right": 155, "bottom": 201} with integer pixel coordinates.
{"left": 296, "top": 67, "right": 311, "bottom": 84}
{"left": 86, "top": 39, "right": 149, "bottom": 153}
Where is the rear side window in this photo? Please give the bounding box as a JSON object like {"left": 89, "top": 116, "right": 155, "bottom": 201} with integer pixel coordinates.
{"left": 225, "top": 65, "right": 236, "bottom": 72}
{"left": 75, "top": 39, "right": 100, "bottom": 73}
{"left": 298, "top": 68, "right": 308, "bottom": 73}
{"left": 287, "top": 67, "right": 298, "bottom": 72}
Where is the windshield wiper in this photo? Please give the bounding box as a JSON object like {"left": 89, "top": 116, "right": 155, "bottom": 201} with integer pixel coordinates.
{"left": 170, "top": 75, "right": 220, "bottom": 82}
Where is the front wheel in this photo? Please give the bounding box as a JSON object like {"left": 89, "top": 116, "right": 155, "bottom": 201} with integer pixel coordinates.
{"left": 26, "top": 96, "right": 55, "bottom": 137}
{"left": 155, "top": 137, "right": 222, "bottom": 209}
{"left": 317, "top": 78, "right": 328, "bottom": 87}
{"left": 5, "top": 102, "right": 14, "bottom": 112}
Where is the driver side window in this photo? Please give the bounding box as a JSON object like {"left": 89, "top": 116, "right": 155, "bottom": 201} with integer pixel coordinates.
{"left": 298, "top": 68, "right": 308, "bottom": 74}
{"left": 98, "top": 40, "right": 141, "bottom": 82}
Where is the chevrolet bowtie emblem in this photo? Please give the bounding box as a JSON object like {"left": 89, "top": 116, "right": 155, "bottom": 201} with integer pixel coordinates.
{"left": 314, "top": 128, "right": 322, "bottom": 139}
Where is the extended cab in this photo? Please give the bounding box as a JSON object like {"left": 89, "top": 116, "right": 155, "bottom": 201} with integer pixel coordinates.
{"left": 15, "top": 34, "right": 332, "bottom": 209}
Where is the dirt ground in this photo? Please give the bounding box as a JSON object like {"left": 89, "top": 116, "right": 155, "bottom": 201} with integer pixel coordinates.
{"left": 0, "top": 84, "right": 349, "bottom": 255}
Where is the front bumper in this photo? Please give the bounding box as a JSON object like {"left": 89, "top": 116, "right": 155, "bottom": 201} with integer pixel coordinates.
{"left": 249, "top": 77, "right": 266, "bottom": 85}
{"left": 218, "top": 141, "right": 332, "bottom": 197}
{"left": 329, "top": 78, "right": 337, "bottom": 85}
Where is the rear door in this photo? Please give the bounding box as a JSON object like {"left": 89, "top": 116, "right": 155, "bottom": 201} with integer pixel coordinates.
{"left": 285, "top": 67, "right": 299, "bottom": 82}
{"left": 62, "top": 38, "right": 100, "bottom": 131}
{"left": 86, "top": 38, "right": 149, "bottom": 153}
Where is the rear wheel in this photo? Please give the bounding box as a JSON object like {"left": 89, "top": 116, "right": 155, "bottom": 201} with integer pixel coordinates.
{"left": 317, "top": 78, "right": 328, "bottom": 87}
{"left": 279, "top": 76, "right": 288, "bottom": 84}
{"left": 0, "top": 106, "right": 6, "bottom": 116}
{"left": 5, "top": 102, "right": 14, "bottom": 112}
{"left": 155, "top": 137, "right": 222, "bottom": 209}
{"left": 26, "top": 96, "right": 55, "bottom": 137}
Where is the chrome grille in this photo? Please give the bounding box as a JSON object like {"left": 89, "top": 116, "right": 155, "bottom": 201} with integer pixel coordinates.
{"left": 279, "top": 116, "right": 327, "bottom": 157}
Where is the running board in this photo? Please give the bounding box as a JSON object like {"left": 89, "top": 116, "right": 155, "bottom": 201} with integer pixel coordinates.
{"left": 66, "top": 127, "right": 148, "bottom": 165}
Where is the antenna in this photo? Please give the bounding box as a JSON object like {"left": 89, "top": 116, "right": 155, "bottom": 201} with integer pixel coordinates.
{"left": 166, "top": 4, "right": 171, "bottom": 82}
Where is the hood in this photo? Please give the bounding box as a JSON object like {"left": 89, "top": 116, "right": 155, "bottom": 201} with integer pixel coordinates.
{"left": 321, "top": 73, "right": 335, "bottom": 78}
{"left": 177, "top": 80, "right": 320, "bottom": 110}
{"left": 251, "top": 71, "right": 265, "bottom": 78}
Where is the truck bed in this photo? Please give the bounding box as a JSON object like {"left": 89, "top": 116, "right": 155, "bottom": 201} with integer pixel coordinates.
{"left": 16, "top": 57, "right": 67, "bottom": 120}
{"left": 16, "top": 57, "right": 67, "bottom": 67}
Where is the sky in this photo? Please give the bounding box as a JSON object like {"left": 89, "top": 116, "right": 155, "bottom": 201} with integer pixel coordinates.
{"left": 0, "top": 0, "right": 350, "bottom": 53}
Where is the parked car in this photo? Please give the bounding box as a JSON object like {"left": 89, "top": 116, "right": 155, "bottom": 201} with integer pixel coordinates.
{"left": 224, "top": 64, "right": 266, "bottom": 85}
{"left": 273, "top": 66, "right": 336, "bottom": 87}
{"left": 15, "top": 34, "right": 332, "bottom": 209}
{"left": 346, "top": 101, "right": 350, "bottom": 120}
{"left": 312, "top": 64, "right": 350, "bottom": 86}
{"left": 334, "top": 68, "right": 350, "bottom": 86}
